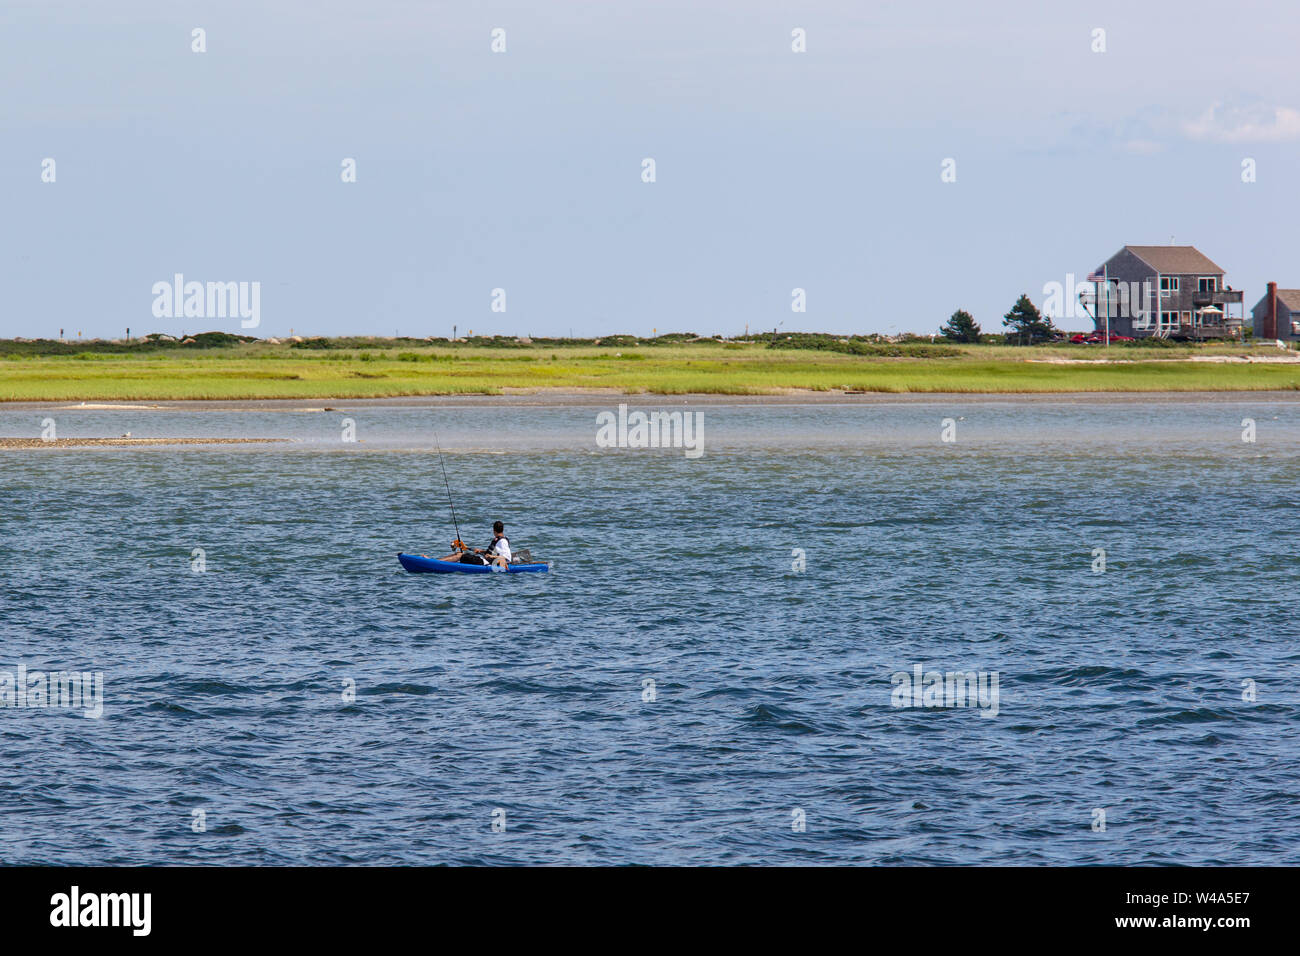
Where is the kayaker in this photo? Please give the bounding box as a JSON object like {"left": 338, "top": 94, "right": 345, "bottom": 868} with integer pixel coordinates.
{"left": 439, "top": 521, "right": 511, "bottom": 568}
{"left": 482, "top": 521, "right": 512, "bottom": 569}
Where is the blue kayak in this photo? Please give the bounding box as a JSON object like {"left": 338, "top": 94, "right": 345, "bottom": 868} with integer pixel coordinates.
{"left": 398, "top": 553, "right": 551, "bottom": 574}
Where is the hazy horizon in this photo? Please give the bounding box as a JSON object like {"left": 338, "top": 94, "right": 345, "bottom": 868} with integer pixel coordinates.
{"left": 4, "top": 0, "right": 1298, "bottom": 340}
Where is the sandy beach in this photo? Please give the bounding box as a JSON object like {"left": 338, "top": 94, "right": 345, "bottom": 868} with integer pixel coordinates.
{"left": 5, "top": 390, "right": 1300, "bottom": 413}
{"left": 0, "top": 437, "right": 286, "bottom": 449}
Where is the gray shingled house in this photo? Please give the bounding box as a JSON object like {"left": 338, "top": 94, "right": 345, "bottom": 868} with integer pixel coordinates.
{"left": 1251, "top": 283, "right": 1300, "bottom": 341}
{"left": 1083, "top": 245, "right": 1245, "bottom": 339}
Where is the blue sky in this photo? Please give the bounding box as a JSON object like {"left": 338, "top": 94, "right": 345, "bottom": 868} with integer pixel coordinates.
{"left": 3, "top": 0, "right": 1299, "bottom": 339}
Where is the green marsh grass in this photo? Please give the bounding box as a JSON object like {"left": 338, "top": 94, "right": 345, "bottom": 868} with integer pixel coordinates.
{"left": 2, "top": 341, "right": 1299, "bottom": 400}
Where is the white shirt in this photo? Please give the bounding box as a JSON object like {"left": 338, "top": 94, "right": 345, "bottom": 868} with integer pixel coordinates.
{"left": 489, "top": 536, "right": 512, "bottom": 561}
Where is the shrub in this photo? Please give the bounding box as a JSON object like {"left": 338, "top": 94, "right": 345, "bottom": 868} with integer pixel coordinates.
{"left": 764, "top": 333, "right": 960, "bottom": 357}
{"left": 1119, "top": 336, "right": 1181, "bottom": 348}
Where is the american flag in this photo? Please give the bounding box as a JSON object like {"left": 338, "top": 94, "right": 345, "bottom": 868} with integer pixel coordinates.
{"left": 1086, "top": 267, "right": 1107, "bottom": 282}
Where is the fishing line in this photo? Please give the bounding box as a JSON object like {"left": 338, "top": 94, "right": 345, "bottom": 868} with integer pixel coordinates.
{"left": 432, "top": 430, "right": 463, "bottom": 547}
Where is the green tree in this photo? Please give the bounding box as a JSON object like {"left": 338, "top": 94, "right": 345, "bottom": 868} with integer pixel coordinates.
{"left": 940, "top": 309, "right": 981, "bottom": 343}
{"left": 1002, "top": 293, "right": 1056, "bottom": 345}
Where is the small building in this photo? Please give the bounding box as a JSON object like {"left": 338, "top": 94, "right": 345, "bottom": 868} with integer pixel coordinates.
{"left": 1083, "top": 245, "right": 1245, "bottom": 339}
{"left": 1250, "top": 283, "right": 1300, "bottom": 341}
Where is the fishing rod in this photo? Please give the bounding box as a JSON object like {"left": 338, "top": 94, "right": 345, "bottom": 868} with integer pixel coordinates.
{"left": 432, "top": 430, "right": 464, "bottom": 550}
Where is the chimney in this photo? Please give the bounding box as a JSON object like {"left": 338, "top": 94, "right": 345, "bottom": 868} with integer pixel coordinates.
{"left": 1267, "top": 281, "right": 1278, "bottom": 339}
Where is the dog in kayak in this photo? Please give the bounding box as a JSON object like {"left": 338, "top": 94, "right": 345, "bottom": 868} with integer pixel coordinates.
{"left": 439, "top": 521, "right": 512, "bottom": 569}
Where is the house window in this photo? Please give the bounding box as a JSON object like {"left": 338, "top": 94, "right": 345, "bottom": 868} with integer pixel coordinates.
{"left": 1198, "top": 277, "right": 1218, "bottom": 293}
{"left": 1160, "top": 311, "right": 1180, "bottom": 329}
{"left": 1160, "top": 276, "right": 1180, "bottom": 292}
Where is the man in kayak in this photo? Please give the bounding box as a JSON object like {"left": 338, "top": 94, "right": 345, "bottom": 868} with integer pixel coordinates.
{"left": 440, "top": 521, "right": 512, "bottom": 568}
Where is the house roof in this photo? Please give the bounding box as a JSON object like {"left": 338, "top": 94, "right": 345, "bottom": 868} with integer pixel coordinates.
{"left": 1249, "top": 289, "right": 1300, "bottom": 311}
{"left": 1122, "top": 245, "right": 1226, "bottom": 275}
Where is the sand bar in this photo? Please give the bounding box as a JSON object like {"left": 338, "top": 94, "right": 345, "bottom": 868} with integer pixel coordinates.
{"left": 4, "top": 391, "right": 1300, "bottom": 412}
{"left": 0, "top": 437, "right": 287, "bottom": 449}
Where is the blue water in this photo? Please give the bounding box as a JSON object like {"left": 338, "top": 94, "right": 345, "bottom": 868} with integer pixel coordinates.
{"left": 1, "top": 397, "right": 1298, "bottom": 864}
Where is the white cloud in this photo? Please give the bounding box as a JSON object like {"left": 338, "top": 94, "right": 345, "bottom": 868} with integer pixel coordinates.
{"left": 1182, "top": 101, "right": 1300, "bottom": 144}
